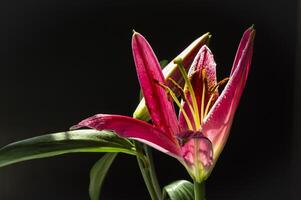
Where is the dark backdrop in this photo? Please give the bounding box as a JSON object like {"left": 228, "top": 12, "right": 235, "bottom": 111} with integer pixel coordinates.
{"left": 0, "top": 0, "right": 298, "bottom": 199}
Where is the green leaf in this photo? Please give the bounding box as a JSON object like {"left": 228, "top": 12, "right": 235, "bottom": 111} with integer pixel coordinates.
{"left": 89, "top": 153, "right": 117, "bottom": 200}
{"left": 0, "top": 129, "right": 135, "bottom": 167}
{"left": 162, "top": 180, "right": 194, "bottom": 200}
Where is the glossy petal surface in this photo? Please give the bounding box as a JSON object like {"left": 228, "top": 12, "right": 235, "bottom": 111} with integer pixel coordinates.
{"left": 132, "top": 32, "right": 179, "bottom": 138}
{"left": 75, "top": 114, "right": 180, "bottom": 156}
{"left": 231, "top": 27, "right": 255, "bottom": 76}
{"left": 202, "top": 28, "right": 255, "bottom": 157}
{"left": 179, "top": 46, "right": 218, "bottom": 130}
{"left": 133, "top": 33, "right": 210, "bottom": 121}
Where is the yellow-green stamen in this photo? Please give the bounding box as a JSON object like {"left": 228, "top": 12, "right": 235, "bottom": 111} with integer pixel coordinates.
{"left": 204, "top": 93, "right": 215, "bottom": 117}
{"left": 158, "top": 82, "right": 193, "bottom": 130}
{"left": 174, "top": 57, "right": 200, "bottom": 130}
{"left": 168, "top": 77, "right": 195, "bottom": 121}
{"left": 167, "top": 77, "right": 185, "bottom": 99}
{"left": 164, "top": 58, "right": 229, "bottom": 132}
{"left": 204, "top": 77, "right": 230, "bottom": 117}
{"left": 209, "top": 77, "right": 230, "bottom": 93}
{"left": 200, "top": 68, "right": 207, "bottom": 122}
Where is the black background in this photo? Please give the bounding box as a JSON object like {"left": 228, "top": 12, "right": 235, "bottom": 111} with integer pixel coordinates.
{"left": 0, "top": 0, "right": 298, "bottom": 199}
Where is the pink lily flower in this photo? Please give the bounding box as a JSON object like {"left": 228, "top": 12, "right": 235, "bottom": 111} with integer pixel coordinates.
{"left": 73, "top": 27, "right": 255, "bottom": 181}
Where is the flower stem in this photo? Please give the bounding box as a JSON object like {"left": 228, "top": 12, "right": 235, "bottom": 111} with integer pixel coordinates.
{"left": 194, "top": 180, "right": 205, "bottom": 200}
{"left": 135, "top": 141, "right": 159, "bottom": 200}
{"left": 144, "top": 145, "right": 162, "bottom": 200}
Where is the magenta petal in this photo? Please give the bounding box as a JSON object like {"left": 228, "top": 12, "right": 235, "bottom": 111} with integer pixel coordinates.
{"left": 178, "top": 46, "right": 218, "bottom": 130}
{"left": 133, "top": 33, "right": 210, "bottom": 122}
{"left": 132, "top": 32, "right": 180, "bottom": 137}
{"left": 74, "top": 114, "right": 181, "bottom": 156}
{"left": 202, "top": 27, "right": 255, "bottom": 156}
{"left": 188, "top": 45, "right": 218, "bottom": 94}
{"left": 180, "top": 132, "right": 213, "bottom": 169}
{"left": 230, "top": 26, "right": 254, "bottom": 76}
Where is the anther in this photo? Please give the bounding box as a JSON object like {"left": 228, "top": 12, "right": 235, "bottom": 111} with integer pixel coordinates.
{"left": 204, "top": 77, "right": 230, "bottom": 117}
{"left": 201, "top": 68, "right": 207, "bottom": 82}
{"left": 200, "top": 68, "right": 207, "bottom": 122}
{"left": 209, "top": 77, "right": 230, "bottom": 93}
{"left": 168, "top": 78, "right": 185, "bottom": 99}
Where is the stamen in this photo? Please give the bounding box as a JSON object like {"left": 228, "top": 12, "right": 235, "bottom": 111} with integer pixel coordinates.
{"left": 168, "top": 77, "right": 195, "bottom": 119}
{"left": 204, "top": 94, "right": 215, "bottom": 117}
{"left": 157, "top": 81, "right": 194, "bottom": 130}
{"left": 209, "top": 77, "right": 230, "bottom": 93}
{"left": 167, "top": 77, "right": 185, "bottom": 99}
{"left": 200, "top": 68, "right": 207, "bottom": 122}
{"left": 204, "top": 77, "right": 230, "bottom": 117}
{"left": 201, "top": 68, "right": 207, "bottom": 82}
{"left": 174, "top": 57, "right": 200, "bottom": 130}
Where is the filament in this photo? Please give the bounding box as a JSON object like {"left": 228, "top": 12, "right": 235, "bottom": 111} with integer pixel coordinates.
{"left": 168, "top": 77, "right": 195, "bottom": 121}
{"left": 204, "top": 77, "right": 230, "bottom": 117}
{"left": 174, "top": 57, "right": 200, "bottom": 130}
{"left": 200, "top": 68, "right": 207, "bottom": 122}
{"left": 157, "top": 82, "right": 193, "bottom": 130}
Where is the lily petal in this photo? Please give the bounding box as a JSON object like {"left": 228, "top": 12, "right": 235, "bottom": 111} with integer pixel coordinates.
{"left": 179, "top": 46, "right": 218, "bottom": 130}
{"left": 132, "top": 32, "right": 179, "bottom": 138}
{"left": 188, "top": 45, "right": 218, "bottom": 95}
{"left": 133, "top": 33, "right": 210, "bottom": 121}
{"left": 74, "top": 114, "right": 181, "bottom": 156}
{"left": 230, "top": 26, "right": 254, "bottom": 76}
{"left": 202, "top": 27, "right": 255, "bottom": 158}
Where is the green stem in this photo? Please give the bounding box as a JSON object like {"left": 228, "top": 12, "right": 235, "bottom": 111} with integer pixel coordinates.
{"left": 194, "top": 180, "right": 205, "bottom": 200}
{"left": 144, "top": 145, "right": 162, "bottom": 200}
{"left": 135, "top": 141, "right": 159, "bottom": 200}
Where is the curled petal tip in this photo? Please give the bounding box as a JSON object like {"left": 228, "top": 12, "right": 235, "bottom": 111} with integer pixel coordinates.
{"left": 202, "top": 32, "right": 210, "bottom": 38}
{"left": 132, "top": 30, "right": 141, "bottom": 40}
{"left": 69, "top": 124, "right": 82, "bottom": 130}
{"left": 250, "top": 30, "right": 256, "bottom": 42}
{"left": 248, "top": 25, "right": 256, "bottom": 39}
